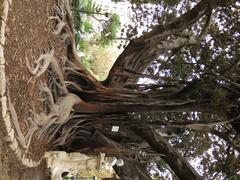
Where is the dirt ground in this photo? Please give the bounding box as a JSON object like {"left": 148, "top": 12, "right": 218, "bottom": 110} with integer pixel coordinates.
{"left": 0, "top": 132, "right": 49, "bottom": 180}
{"left": 1, "top": 0, "right": 67, "bottom": 179}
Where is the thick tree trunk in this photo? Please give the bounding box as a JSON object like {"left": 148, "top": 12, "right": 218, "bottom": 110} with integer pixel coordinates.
{"left": 73, "top": 99, "right": 212, "bottom": 114}
{"left": 133, "top": 127, "right": 203, "bottom": 180}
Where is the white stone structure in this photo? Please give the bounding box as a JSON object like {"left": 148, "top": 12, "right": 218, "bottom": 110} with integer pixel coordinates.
{"left": 44, "top": 151, "right": 124, "bottom": 180}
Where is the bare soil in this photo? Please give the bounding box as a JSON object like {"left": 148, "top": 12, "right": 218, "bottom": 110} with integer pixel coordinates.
{"left": 1, "top": 0, "right": 67, "bottom": 179}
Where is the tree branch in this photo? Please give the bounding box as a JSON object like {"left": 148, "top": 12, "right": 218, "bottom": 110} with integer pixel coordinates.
{"left": 133, "top": 127, "right": 203, "bottom": 180}
{"left": 105, "top": 0, "right": 219, "bottom": 88}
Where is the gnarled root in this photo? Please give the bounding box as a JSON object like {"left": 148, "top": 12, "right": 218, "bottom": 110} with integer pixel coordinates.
{"left": 7, "top": 90, "right": 26, "bottom": 148}
{"left": 47, "top": 16, "right": 66, "bottom": 35}
{"left": 40, "top": 93, "right": 81, "bottom": 132}
{"left": 26, "top": 49, "right": 68, "bottom": 96}
{"left": 48, "top": 55, "right": 68, "bottom": 95}
{"left": 47, "top": 0, "right": 71, "bottom": 41}
{"left": 7, "top": 87, "right": 37, "bottom": 153}
{"left": 24, "top": 117, "right": 39, "bottom": 153}
{"left": 54, "top": 0, "right": 66, "bottom": 19}
{"left": 29, "top": 83, "right": 81, "bottom": 139}
{"left": 26, "top": 49, "right": 54, "bottom": 80}
{"left": 38, "top": 83, "right": 56, "bottom": 111}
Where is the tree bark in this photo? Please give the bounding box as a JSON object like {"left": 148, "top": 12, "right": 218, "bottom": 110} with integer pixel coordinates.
{"left": 104, "top": 0, "right": 220, "bottom": 88}
{"left": 133, "top": 127, "right": 203, "bottom": 180}
{"left": 74, "top": 99, "right": 211, "bottom": 114}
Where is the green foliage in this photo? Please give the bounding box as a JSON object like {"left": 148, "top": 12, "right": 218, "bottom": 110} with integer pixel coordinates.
{"left": 73, "top": 9, "right": 121, "bottom": 76}
{"left": 97, "top": 14, "right": 121, "bottom": 47}
{"left": 73, "top": 0, "right": 82, "bottom": 31}
{"left": 81, "top": 56, "right": 93, "bottom": 71}
{"left": 74, "top": 0, "right": 122, "bottom": 48}
{"left": 73, "top": 0, "right": 102, "bottom": 31}
{"left": 83, "top": 21, "right": 94, "bottom": 33}
{"left": 75, "top": 32, "right": 81, "bottom": 45}
{"left": 78, "top": 39, "right": 89, "bottom": 51}
{"left": 76, "top": 39, "right": 93, "bottom": 71}
{"left": 84, "top": 0, "right": 102, "bottom": 14}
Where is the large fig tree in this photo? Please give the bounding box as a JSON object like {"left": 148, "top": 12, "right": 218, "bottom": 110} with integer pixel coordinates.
{"left": 27, "top": 0, "right": 240, "bottom": 179}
